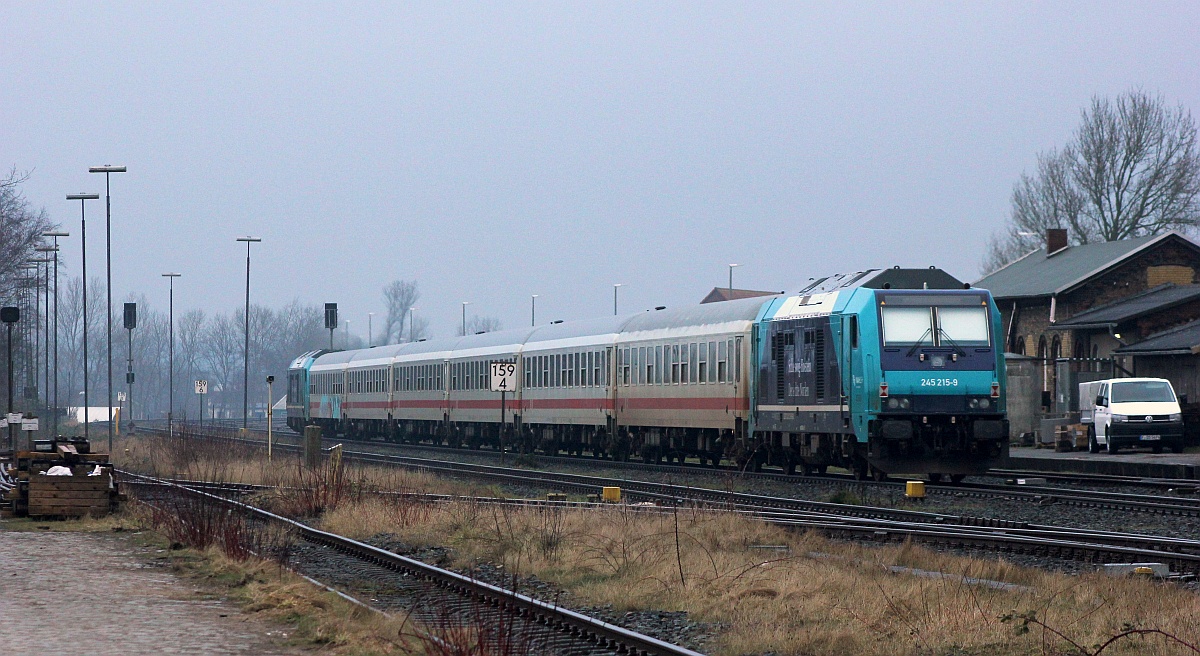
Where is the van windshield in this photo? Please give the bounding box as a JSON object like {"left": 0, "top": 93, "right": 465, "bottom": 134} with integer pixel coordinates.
{"left": 1111, "top": 381, "right": 1176, "bottom": 403}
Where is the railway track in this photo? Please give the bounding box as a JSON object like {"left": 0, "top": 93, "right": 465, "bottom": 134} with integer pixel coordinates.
{"left": 158, "top": 421, "right": 1200, "bottom": 518}
{"left": 119, "top": 471, "right": 706, "bottom": 656}
{"left": 134, "top": 427, "right": 1200, "bottom": 576}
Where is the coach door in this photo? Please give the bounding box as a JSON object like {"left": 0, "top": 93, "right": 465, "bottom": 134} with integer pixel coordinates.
{"left": 607, "top": 346, "right": 619, "bottom": 434}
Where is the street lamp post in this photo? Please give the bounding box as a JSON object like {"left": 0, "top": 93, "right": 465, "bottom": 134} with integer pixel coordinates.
{"left": 728, "top": 263, "right": 740, "bottom": 299}
{"left": 89, "top": 165, "right": 126, "bottom": 455}
{"left": 2, "top": 306, "right": 18, "bottom": 452}
{"left": 236, "top": 236, "right": 261, "bottom": 430}
{"left": 531, "top": 295, "right": 538, "bottom": 326}
{"left": 613, "top": 284, "right": 622, "bottom": 315}
{"left": 409, "top": 307, "right": 417, "bottom": 342}
{"left": 368, "top": 312, "right": 374, "bottom": 348}
{"left": 461, "top": 301, "right": 471, "bottom": 336}
{"left": 42, "top": 232, "right": 68, "bottom": 437}
{"left": 35, "top": 247, "right": 58, "bottom": 421}
{"left": 163, "top": 273, "right": 181, "bottom": 437}
{"left": 67, "top": 193, "right": 100, "bottom": 441}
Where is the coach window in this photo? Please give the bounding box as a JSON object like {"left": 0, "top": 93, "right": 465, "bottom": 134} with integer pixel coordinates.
{"left": 698, "top": 342, "right": 708, "bottom": 383}
{"left": 717, "top": 341, "right": 727, "bottom": 383}
{"left": 566, "top": 353, "right": 574, "bottom": 387}
{"left": 578, "top": 352, "right": 586, "bottom": 387}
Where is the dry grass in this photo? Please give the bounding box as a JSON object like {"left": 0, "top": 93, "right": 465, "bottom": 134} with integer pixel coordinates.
{"left": 113, "top": 432, "right": 494, "bottom": 499}
{"left": 323, "top": 500, "right": 1200, "bottom": 656}
{"left": 113, "top": 431, "right": 1200, "bottom": 655}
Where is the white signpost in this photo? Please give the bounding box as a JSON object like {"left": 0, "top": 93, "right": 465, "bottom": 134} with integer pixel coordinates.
{"left": 490, "top": 361, "right": 517, "bottom": 455}
{"left": 195, "top": 380, "right": 208, "bottom": 428}
{"left": 489, "top": 361, "right": 516, "bottom": 393}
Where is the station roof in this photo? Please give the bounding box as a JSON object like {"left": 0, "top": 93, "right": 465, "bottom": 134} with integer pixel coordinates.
{"left": 1115, "top": 319, "right": 1200, "bottom": 356}
{"left": 974, "top": 232, "right": 1200, "bottom": 300}
{"left": 1049, "top": 284, "right": 1200, "bottom": 330}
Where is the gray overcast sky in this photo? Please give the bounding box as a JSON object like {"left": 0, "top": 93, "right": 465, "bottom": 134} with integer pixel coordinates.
{"left": 4, "top": 3, "right": 1199, "bottom": 339}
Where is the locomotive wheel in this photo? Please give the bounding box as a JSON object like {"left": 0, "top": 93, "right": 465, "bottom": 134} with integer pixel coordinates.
{"left": 927, "top": 473, "right": 943, "bottom": 484}
{"left": 1088, "top": 426, "right": 1100, "bottom": 454}
{"left": 852, "top": 462, "right": 869, "bottom": 481}
{"left": 870, "top": 466, "right": 887, "bottom": 482}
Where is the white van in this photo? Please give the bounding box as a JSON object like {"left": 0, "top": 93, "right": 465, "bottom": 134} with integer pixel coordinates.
{"left": 1079, "top": 378, "right": 1184, "bottom": 454}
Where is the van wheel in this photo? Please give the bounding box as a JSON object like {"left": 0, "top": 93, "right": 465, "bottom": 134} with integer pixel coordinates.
{"left": 1152, "top": 444, "right": 1164, "bottom": 454}
{"left": 1172, "top": 444, "right": 1185, "bottom": 454}
{"left": 1087, "top": 426, "right": 1099, "bottom": 454}
{"left": 1106, "top": 434, "right": 1119, "bottom": 455}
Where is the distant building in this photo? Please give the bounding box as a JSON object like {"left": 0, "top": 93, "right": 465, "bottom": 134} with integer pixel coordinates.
{"left": 975, "top": 229, "right": 1200, "bottom": 419}
{"left": 700, "top": 287, "right": 778, "bottom": 304}
{"left": 975, "top": 229, "right": 1200, "bottom": 361}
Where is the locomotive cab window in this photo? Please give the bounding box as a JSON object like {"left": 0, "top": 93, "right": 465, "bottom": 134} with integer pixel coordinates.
{"left": 936, "top": 306, "right": 990, "bottom": 346}
{"left": 881, "top": 306, "right": 933, "bottom": 345}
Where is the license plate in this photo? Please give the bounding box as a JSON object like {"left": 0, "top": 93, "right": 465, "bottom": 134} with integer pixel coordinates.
{"left": 1139, "top": 435, "right": 1161, "bottom": 441}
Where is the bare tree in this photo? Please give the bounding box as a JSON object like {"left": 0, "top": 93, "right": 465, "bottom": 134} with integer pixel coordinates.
{"left": 459, "top": 315, "right": 502, "bottom": 336}
{"left": 0, "top": 167, "right": 55, "bottom": 304}
{"left": 381, "top": 280, "right": 420, "bottom": 344}
{"left": 984, "top": 90, "right": 1200, "bottom": 272}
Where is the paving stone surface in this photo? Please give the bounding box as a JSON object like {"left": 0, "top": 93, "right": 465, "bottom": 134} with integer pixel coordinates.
{"left": 0, "top": 527, "right": 303, "bottom": 655}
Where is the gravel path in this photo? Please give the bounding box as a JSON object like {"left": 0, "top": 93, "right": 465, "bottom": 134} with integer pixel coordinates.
{"left": 0, "top": 527, "right": 302, "bottom": 655}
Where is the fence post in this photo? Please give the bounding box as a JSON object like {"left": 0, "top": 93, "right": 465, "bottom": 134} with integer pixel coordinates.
{"left": 304, "top": 425, "right": 322, "bottom": 469}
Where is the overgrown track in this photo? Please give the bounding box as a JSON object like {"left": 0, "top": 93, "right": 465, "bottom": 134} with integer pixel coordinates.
{"left": 119, "top": 472, "right": 706, "bottom": 656}
{"left": 140, "top": 427, "right": 1200, "bottom": 575}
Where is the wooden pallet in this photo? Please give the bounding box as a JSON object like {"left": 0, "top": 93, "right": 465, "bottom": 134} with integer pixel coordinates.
{"left": 26, "top": 475, "right": 116, "bottom": 518}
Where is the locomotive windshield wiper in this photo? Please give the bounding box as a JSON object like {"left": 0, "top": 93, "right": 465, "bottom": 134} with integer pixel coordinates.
{"left": 937, "top": 328, "right": 967, "bottom": 357}
{"left": 905, "top": 328, "right": 933, "bottom": 357}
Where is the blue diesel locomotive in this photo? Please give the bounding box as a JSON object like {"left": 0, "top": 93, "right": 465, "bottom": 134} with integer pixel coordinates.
{"left": 287, "top": 267, "right": 1007, "bottom": 479}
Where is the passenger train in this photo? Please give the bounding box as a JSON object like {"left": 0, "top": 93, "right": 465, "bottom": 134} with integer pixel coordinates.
{"left": 287, "top": 268, "right": 1009, "bottom": 480}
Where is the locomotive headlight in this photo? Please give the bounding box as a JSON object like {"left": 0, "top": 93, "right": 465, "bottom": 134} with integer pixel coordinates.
{"left": 968, "top": 398, "right": 979, "bottom": 409}
{"left": 888, "top": 398, "right": 899, "bottom": 409}
{"left": 899, "top": 397, "right": 910, "bottom": 409}
{"left": 979, "top": 398, "right": 991, "bottom": 410}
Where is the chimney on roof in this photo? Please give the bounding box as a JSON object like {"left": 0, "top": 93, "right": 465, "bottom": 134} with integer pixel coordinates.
{"left": 1047, "top": 228, "right": 1068, "bottom": 255}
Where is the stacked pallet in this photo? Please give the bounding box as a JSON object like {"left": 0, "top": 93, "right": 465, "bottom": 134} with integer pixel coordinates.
{"left": 3, "top": 441, "right": 119, "bottom": 518}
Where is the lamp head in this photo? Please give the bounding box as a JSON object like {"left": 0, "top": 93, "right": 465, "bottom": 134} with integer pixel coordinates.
{"left": 88, "top": 165, "right": 127, "bottom": 173}
{"left": 66, "top": 193, "right": 100, "bottom": 200}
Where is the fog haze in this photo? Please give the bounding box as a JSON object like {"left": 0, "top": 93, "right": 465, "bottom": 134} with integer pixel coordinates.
{"left": 4, "top": 2, "right": 1199, "bottom": 340}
